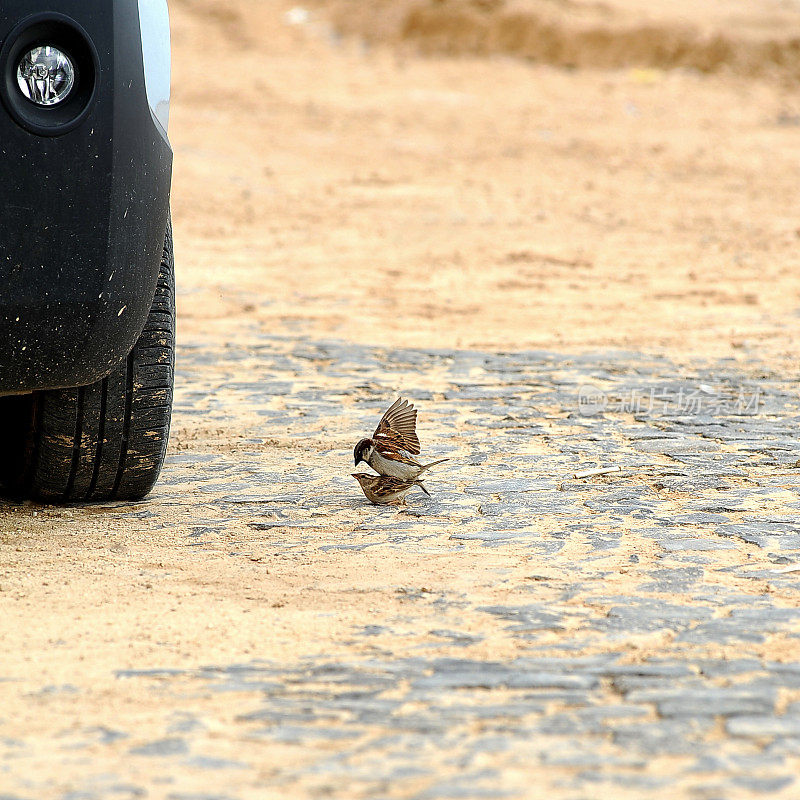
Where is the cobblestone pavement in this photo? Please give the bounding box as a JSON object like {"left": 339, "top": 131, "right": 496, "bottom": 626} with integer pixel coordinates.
{"left": 3, "top": 334, "right": 800, "bottom": 799}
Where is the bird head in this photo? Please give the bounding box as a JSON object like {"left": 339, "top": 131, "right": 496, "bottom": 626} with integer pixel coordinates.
{"left": 353, "top": 438, "right": 373, "bottom": 467}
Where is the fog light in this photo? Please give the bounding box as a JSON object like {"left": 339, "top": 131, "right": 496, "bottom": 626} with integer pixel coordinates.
{"left": 17, "top": 45, "right": 75, "bottom": 106}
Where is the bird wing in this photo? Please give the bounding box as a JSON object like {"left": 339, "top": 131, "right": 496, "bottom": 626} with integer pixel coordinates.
{"left": 375, "top": 477, "right": 417, "bottom": 494}
{"left": 372, "top": 397, "right": 420, "bottom": 455}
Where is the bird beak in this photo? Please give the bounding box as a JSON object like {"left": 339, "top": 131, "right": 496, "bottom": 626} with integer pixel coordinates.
{"left": 354, "top": 456, "right": 360, "bottom": 466}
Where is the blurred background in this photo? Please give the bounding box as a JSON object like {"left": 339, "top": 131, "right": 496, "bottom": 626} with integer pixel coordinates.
{"left": 169, "top": 0, "right": 800, "bottom": 367}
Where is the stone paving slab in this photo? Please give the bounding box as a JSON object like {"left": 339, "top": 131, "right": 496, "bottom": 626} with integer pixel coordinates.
{"left": 2, "top": 335, "right": 800, "bottom": 798}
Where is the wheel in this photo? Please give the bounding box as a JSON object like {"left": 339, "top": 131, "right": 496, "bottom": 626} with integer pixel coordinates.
{"left": 0, "top": 216, "right": 175, "bottom": 503}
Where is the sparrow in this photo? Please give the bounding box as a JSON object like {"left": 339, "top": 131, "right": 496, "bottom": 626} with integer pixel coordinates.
{"left": 353, "top": 397, "right": 449, "bottom": 480}
{"left": 351, "top": 473, "right": 429, "bottom": 505}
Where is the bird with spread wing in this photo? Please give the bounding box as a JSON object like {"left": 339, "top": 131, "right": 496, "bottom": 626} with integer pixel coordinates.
{"left": 353, "top": 398, "right": 449, "bottom": 482}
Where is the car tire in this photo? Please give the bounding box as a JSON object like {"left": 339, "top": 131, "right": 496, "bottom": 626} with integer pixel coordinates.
{"left": 0, "top": 215, "right": 175, "bottom": 503}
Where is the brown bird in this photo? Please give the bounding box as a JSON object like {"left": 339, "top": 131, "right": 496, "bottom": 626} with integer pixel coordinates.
{"left": 353, "top": 398, "right": 448, "bottom": 480}
{"left": 351, "top": 473, "right": 430, "bottom": 506}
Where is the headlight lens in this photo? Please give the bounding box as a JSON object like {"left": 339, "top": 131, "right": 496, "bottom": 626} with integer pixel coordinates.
{"left": 17, "top": 45, "right": 75, "bottom": 106}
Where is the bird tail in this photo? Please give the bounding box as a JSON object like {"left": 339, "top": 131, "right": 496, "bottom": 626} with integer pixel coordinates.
{"left": 417, "top": 458, "right": 449, "bottom": 476}
{"left": 416, "top": 481, "right": 431, "bottom": 496}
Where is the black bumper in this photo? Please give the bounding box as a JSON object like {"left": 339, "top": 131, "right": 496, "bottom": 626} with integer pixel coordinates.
{"left": 0, "top": 0, "right": 172, "bottom": 394}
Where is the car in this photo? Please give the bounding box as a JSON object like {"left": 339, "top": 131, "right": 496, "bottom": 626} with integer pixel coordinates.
{"left": 0, "top": 0, "right": 174, "bottom": 502}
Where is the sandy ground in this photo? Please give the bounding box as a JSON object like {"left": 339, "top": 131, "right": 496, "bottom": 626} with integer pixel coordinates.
{"left": 171, "top": 0, "right": 800, "bottom": 367}
{"left": 3, "top": 1, "right": 800, "bottom": 798}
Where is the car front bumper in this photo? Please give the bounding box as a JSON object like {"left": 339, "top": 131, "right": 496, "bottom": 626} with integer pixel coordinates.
{"left": 0, "top": 0, "right": 172, "bottom": 394}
